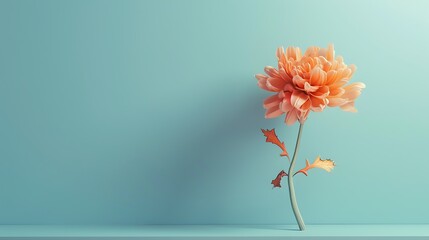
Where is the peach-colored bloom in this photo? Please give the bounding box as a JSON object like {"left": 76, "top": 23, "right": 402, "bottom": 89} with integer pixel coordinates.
{"left": 256, "top": 44, "right": 365, "bottom": 125}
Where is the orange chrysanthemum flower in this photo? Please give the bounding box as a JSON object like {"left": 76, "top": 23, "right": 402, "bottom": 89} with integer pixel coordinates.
{"left": 256, "top": 44, "right": 365, "bottom": 125}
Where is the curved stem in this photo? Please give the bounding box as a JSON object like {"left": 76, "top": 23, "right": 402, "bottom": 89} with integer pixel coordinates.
{"left": 287, "top": 123, "right": 306, "bottom": 231}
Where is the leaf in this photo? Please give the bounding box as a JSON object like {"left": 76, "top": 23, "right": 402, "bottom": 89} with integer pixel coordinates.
{"left": 261, "top": 128, "right": 289, "bottom": 159}
{"left": 271, "top": 170, "right": 288, "bottom": 188}
{"left": 295, "top": 156, "right": 335, "bottom": 176}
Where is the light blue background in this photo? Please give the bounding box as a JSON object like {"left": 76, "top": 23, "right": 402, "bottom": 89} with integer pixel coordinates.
{"left": 1, "top": 0, "right": 428, "bottom": 225}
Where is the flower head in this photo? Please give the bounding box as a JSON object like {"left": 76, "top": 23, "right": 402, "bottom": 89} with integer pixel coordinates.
{"left": 256, "top": 44, "right": 365, "bottom": 125}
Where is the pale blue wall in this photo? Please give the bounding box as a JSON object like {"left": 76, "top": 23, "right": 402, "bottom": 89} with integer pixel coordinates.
{"left": 1, "top": 0, "right": 428, "bottom": 224}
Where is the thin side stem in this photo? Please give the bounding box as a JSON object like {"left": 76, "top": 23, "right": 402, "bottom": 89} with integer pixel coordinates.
{"left": 287, "top": 123, "right": 306, "bottom": 231}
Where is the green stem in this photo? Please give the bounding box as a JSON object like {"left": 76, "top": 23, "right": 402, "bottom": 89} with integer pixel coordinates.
{"left": 287, "top": 123, "right": 306, "bottom": 231}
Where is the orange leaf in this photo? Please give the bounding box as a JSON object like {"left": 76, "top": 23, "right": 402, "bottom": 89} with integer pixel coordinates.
{"left": 295, "top": 156, "right": 335, "bottom": 176}
{"left": 271, "top": 170, "right": 288, "bottom": 188}
{"left": 261, "top": 128, "right": 289, "bottom": 159}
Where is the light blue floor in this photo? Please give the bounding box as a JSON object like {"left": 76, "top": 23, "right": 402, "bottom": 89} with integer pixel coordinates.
{"left": 0, "top": 225, "right": 429, "bottom": 239}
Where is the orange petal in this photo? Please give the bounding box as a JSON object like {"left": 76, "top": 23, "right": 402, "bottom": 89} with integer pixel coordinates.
{"left": 320, "top": 57, "right": 332, "bottom": 72}
{"left": 286, "top": 46, "right": 302, "bottom": 61}
{"left": 265, "top": 106, "right": 283, "bottom": 118}
{"left": 329, "top": 87, "right": 345, "bottom": 97}
{"left": 276, "top": 47, "right": 285, "bottom": 61}
{"left": 298, "top": 110, "right": 310, "bottom": 123}
{"left": 256, "top": 74, "right": 275, "bottom": 92}
{"left": 283, "top": 83, "right": 295, "bottom": 92}
{"left": 266, "top": 77, "right": 286, "bottom": 91}
{"left": 327, "top": 97, "right": 347, "bottom": 107}
{"left": 280, "top": 93, "right": 293, "bottom": 112}
{"left": 326, "top": 44, "right": 335, "bottom": 61}
{"left": 349, "top": 64, "right": 357, "bottom": 74}
{"left": 257, "top": 81, "right": 272, "bottom": 92}
{"left": 326, "top": 70, "right": 337, "bottom": 85}
{"left": 310, "top": 96, "right": 327, "bottom": 112}
{"left": 311, "top": 86, "right": 330, "bottom": 99}
{"left": 291, "top": 91, "right": 309, "bottom": 109}
{"left": 335, "top": 68, "right": 353, "bottom": 82}
{"left": 300, "top": 99, "right": 311, "bottom": 111}
{"left": 309, "top": 67, "right": 327, "bottom": 86}
{"left": 304, "top": 46, "right": 320, "bottom": 57}
{"left": 285, "top": 109, "right": 299, "bottom": 125}
{"left": 340, "top": 101, "right": 357, "bottom": 112}
{"left": 255, "top": 74, "right": 267, "bottom": 82}
{"left": 263, "top": 94, "right": 281, "bottom": 109}
{"left": 342, "top": 89, "right": 361, "bottom": 100}
{"left": 264, "top": 66, "right": 280, "bottom": 78}
{"left": 330, "top": 78, "right": 348, "bottom": 89}
{"left": 278, "top": 67, "right": 292, "bottom": 81}
{"left": 292, "top": 75, "right": 306, "bottom": 89}
{"left": 304, "top": 82, "right": 319, "bottom": 92}
{"left": 342, "top": 82, "right": 366, "bottom": 100}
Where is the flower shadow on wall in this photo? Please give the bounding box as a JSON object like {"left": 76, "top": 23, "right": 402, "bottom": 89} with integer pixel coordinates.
{"left": 154, "top": 79, "right": 279, "bottom": 224}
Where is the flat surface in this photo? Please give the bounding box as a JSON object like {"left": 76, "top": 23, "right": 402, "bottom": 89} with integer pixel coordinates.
{"left": 0, "top": 225, "right": 428, "bottom": 238}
